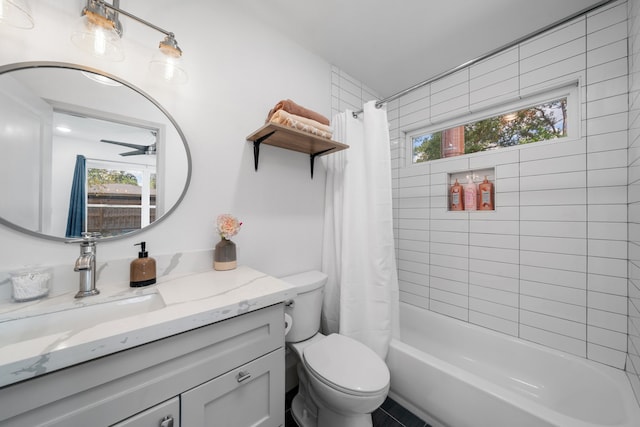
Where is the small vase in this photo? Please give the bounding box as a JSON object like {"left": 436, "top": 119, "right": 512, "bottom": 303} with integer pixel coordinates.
{"left": 214, "top": 237, "right": 237, "bottom": 271}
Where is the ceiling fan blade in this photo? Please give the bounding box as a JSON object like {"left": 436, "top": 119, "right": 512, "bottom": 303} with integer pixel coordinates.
{"left": 100, "top": 139, "right": 146, "bottom": 150}
{"left": 119, "top": 150, "right": 145, "bottom": 156}
{"left": 101, "top": 139, "right": 156, "bottom": 156}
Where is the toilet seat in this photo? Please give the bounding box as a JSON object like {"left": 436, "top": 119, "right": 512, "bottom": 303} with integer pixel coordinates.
{"left": 303, "top": 333, "right": 390, "bottom": 397}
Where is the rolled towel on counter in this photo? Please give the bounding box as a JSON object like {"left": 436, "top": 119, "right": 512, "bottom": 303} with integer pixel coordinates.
{"left": 266, "top": 99, "right": 330, "bottom": 126}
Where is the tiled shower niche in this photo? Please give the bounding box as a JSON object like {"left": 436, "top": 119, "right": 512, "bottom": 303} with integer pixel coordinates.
{"left": 447, "top": 167, "right": 495, "bottom": 212}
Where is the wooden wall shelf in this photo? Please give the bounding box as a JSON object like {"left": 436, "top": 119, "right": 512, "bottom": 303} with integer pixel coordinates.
{"left": 246, "top": 123, "right": 349, "bottom": 178}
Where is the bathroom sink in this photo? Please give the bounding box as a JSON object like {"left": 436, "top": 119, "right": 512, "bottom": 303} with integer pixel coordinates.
{"left": 0, "top": 293, "right": 166, "bottom": 346}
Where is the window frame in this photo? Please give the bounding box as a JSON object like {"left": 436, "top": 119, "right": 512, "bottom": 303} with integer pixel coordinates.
{"left": 404, "top": 82, "right": 580, "bottom": 166}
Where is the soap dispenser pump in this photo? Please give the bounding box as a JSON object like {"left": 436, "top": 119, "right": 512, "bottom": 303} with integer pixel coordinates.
{"left": 130, "top": 242, "right": 156, "bottom": 287}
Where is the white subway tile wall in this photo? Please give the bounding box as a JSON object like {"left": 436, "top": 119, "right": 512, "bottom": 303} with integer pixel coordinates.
{"left": 330, "top": 0, "right": 639, "bottom": 407}
{"left": 628, "top": 0, "right": 640, "bottom": 407}
{"left": 386, "top": 0, "right": 628, "bottom": 369}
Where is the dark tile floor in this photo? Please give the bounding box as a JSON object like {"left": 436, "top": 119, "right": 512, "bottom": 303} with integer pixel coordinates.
{"left": 285, "top": 388, "right": 430, "bottom": 427}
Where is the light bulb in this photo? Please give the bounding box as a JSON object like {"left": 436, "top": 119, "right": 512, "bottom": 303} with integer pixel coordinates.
{"left": 93, "top": 25, "right": 107, "bottom": 56}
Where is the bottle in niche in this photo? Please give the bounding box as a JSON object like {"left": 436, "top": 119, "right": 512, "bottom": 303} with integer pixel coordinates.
{"left": 450, "top": 178, "right": 464, "bottom": 211}
{"left": 478, "top": 176, "right": 494, "bottom": 210}
{"left": 464, "top": 176, "right": 477, "bottom": 211}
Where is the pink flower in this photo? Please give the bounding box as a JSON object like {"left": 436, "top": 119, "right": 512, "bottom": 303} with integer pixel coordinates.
{"left": 217, "top": 214, "right": 242, "bottom": 240}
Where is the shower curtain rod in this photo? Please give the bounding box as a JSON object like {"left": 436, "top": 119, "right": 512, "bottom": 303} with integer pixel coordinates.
{"left": 351, "top": 0, "right": 613, "bottom": 118}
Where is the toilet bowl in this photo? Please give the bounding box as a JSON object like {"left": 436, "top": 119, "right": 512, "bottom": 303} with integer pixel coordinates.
{"left": 288, "top": 333, "right": 390, "bottom": 427}
{"left": 282, "top": 271, "right": 390, "bottom": 427}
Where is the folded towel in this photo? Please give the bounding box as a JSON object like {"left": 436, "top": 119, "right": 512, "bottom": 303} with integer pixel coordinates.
{"left": 271, "top": 110, "right": 333, "bottom": 134}
{"left": 269, "top": 109, "right": 333, "bottom": 139}
{"left": 266, "top": 99, "right": 330, "bottom": 126}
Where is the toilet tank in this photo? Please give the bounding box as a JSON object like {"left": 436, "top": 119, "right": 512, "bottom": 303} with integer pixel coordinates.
{"left": 281, "top": 270, "right": 327, "bottom": 343}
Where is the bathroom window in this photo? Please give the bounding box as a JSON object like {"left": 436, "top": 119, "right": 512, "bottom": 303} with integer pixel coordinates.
{"left": 407, "top": 84, "right": 578, "bottom": 163}
{"left": 86, "top": 160, "right": 156, "bottom": 237}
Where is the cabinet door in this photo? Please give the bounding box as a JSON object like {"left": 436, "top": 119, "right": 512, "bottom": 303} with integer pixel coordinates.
{"left": 181, "top": 348, "right": 284, "bottom": 427}
{"left": 111, "top": 397, "right": 180, "bottom": 427}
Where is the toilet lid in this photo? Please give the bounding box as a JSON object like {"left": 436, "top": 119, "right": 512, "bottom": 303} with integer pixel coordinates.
{"left": 303, "top": 334, "right": 390, "bottom": 395}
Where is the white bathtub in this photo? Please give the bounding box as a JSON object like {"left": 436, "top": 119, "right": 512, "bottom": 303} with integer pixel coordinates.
{"left": 386, "top": 302, "right": 640, "bottom": 427}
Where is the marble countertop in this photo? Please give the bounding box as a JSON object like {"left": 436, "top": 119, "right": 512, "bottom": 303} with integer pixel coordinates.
{"left": 0, "top": 266, "right": 296, "bottom": 388}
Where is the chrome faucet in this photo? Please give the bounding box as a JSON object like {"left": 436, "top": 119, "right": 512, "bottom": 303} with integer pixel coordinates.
{"left": 68, "top": 232, "right": 101, "bottom": 298}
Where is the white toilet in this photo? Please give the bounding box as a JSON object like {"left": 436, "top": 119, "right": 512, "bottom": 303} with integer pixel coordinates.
{"left": 282, "top": 270, "right": 390, "bottom": 427}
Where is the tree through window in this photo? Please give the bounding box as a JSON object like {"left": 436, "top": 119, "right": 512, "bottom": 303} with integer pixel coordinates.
{"left": 412, "top": 97, "right": 567, "bottom": 163}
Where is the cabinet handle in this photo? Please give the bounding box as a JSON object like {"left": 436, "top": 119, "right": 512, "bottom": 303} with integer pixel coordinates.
{"left": 159, "top": 415, "right": 174, "bottom": 427}
{"left": 236, "top": 370, "right": 252, "bottom": 383}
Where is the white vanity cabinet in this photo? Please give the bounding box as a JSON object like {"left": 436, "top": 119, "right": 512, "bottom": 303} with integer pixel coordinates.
{"left": 0, "top": 304, "right": 285, "bottom": 427}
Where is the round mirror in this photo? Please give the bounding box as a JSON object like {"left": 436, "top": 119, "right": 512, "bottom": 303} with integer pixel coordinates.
{"left": 0, "top": 62, "right": 191, "bottom": 241}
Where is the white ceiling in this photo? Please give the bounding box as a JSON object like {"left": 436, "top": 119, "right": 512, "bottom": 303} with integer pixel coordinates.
{"left": 236, "top": 0, "right": 612, "bottom": 99}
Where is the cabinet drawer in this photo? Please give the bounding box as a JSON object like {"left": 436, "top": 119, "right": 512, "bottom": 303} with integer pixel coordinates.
{"left": 112, "top": 397, "right": 180, "bottom": 427}
{"left": 181, "top": 348, "right": 285, "bottom": 427}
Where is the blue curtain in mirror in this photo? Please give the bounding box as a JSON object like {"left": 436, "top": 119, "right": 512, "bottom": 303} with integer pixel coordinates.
{"left": 65, "top": 154, "right": 86, "bottom": 238}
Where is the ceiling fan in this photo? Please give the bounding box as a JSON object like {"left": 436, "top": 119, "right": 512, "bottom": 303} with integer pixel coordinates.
{"left": 100, "top": 131, "right": 157, "bottom": 156}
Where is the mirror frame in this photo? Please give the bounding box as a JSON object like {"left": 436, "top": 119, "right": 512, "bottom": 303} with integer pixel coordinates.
{"left": 0, "top": 61, "right": 192, "bottom": 242}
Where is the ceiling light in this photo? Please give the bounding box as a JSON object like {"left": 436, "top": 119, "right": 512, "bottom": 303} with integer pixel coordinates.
{"left": 71, "top": 0, "right": 188, "bottom": 84}
{"left": 0, "top": 0, "right": 34, "bottom": 29}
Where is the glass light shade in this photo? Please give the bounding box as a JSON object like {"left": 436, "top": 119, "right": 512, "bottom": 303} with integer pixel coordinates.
{"left": 81, "top": 71, "right": 122, "bottom": 87}
{"left": 0, "top": 0, "right": 34, "bottom": 29}
{"left": 71, "top": 10, "right": 124, "bottom": 62}
{"left": 149, "top": 44, "right": 188, "bottom": 85}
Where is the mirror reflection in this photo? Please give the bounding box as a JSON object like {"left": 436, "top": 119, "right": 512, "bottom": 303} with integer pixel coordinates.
{"left": 0, "top": 63, "right": 191, "bottom": 241}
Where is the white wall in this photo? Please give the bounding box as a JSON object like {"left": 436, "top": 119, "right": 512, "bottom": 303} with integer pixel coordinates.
{"left": 389, "top": 0, "right": 630, "bottom": 370}
{"left": 0, "top": 75, "right": 49, "bottom": 231}
{"left": 0, "top": 0, "right": 333, "bottom": 296}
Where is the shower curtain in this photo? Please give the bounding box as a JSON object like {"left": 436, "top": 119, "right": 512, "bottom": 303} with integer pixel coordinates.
{"left": 66, "top": 154, "right": 86, "bottom": 238}
{"left": 321, "top": 100, "right": 399, "bottom": 359}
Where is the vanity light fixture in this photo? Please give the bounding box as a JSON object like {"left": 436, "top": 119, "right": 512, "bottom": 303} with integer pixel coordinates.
{"left": 148, "top": 33, "right": 187, "bottom": 85}
{"left": 71, "top": 0, "right": 188, "bottom": 84}
{"left": 71, "top": 0, "right": 124, "bottom": 61}
{"left": 0, "top": 0, "right": 34, "bottom": 29}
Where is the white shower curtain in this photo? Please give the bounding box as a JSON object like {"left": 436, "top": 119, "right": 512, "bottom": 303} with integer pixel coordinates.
{"left": 321, "top": 100, "right": 399, "bottom": 359}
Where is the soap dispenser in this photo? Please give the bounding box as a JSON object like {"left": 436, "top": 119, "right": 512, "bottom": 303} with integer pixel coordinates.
{"left": 130, "top": 242, "right": 156, "bottom": 287}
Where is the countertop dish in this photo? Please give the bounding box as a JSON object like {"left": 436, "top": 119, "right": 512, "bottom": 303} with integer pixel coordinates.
{"left": 0, "top": 266, "right": 296, "bottom": 388}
